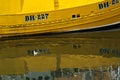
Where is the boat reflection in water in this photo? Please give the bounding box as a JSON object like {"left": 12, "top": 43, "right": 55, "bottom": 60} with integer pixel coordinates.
{"left": 0, "top": 66, "right": 120, "bottom": 80}
{"left": 55, "top": 66, "right": 120, "bottom": 80}
{"left": 0, "top": 29, "right": 120, "bottom": 80}
{"left": 0, "top": 53, "right": 120, "bottom": 80}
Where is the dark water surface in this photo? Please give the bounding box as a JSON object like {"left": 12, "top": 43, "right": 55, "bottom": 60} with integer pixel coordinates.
{"left": 0, "top": 27, "right": 120, "bottom": 80}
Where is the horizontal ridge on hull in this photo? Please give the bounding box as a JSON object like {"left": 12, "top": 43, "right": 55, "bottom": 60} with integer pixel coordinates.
{"left": 0, "top": 0, "right": 120, "bottom": 37}
{"left": 66, "top": 22, "right": 120, "bottom": 33}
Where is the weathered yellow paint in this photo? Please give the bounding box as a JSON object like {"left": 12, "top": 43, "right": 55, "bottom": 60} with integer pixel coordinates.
{"left": 0, "top": 0, "right": 120, "bottom": 37}
{"left": 58, "top": 0, "right": 103, "bottom": 9}
{"left": 22, "top": 0, "right": 54, "bottom": 13}
{"left": 0, "top": 0, "right": 103, "bottom": 13}
{"left": 21, "top": 0, "right": 103, "bottom": 12}
{"left": 0, "top": 0, "right": 22, "bottom": 14}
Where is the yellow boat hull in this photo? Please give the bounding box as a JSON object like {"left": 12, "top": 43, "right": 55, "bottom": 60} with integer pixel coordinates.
{"left": 0, "top": 0, "right": 120, "bottom": 37}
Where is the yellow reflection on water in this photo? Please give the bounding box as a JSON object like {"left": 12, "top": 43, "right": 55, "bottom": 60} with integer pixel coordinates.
{"left": 0, "top": 54, "right": 119, "bottom": 75}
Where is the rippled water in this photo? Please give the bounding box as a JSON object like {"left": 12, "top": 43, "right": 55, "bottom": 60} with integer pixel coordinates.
{"left": 0, "top": 30, "right": 120, "bottom": 80}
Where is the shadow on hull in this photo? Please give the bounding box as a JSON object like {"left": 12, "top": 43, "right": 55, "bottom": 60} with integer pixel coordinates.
{"left": 1, "top": 22, "right": 120, "bottom": 41}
